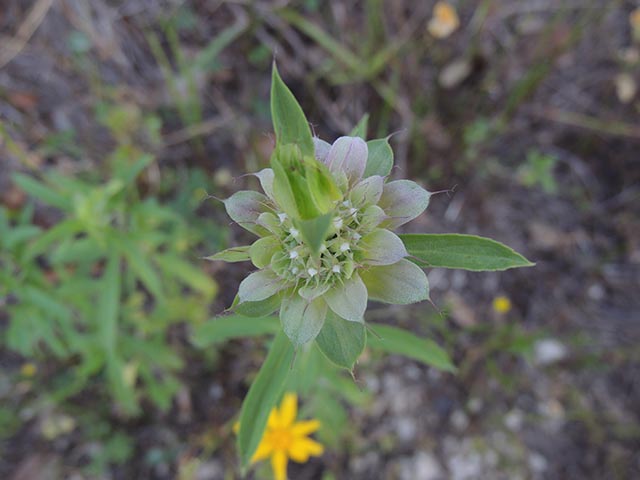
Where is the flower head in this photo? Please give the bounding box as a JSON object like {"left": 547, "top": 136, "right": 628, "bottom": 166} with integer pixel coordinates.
{"left": 216, "top": 135, "right": 431, "bottom": 347}
{"left": 428, "top": 1, "right": 460, "bottom": 39}
{"left": 492, "top": 295, "right": 512, "bottom": 314}
{"left": 250, "top": 393, "right": 323, "bottom": 480}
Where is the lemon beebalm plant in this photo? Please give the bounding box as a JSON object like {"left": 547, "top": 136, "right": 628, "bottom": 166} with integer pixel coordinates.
{"left": 207, "top": 62, "right": 534, "bottom": 471}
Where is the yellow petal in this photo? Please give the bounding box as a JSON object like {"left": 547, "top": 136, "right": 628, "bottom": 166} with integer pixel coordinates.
{"left": 291, "top": 419, "right": 321, "bottom": 437}
{"left": 271, "top": 449, "right": 288, "bottom": 480}
{"left": 267, "top": 409, "right": 281, "bottom": 429}
{"left": 251, "top": 438, "right": 274, "bottom": 463}
{"left": 278, "top": 393, "right": 298, "bottom": 427}
{"left": 288, "top": 437, "right": 324, "bottom": 463}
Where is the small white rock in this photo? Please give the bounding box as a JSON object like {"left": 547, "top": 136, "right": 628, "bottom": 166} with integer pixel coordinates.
{"left": 504, "top": 409, "right": 524, "bottom": 431}
{"left": 534, "top": 339, "right": 568, "bottom": 366}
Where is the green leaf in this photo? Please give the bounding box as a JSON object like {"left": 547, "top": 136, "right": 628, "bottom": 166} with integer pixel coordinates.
{"left": 316, "top": 311, "right": 366, "bottom": 370}
{"left": 98, "top": 255, "right": 121, "bottom": 357}
{"left": 115, "top": 153, "right": 155, "bottom": 186}
{"left": 368, "top": 324, "right": 456, "bottom": 372}
{"left": 24, "top": 219, "right": 84, "bottom": 260}
{"left": 349, "top": 113, "right": 369, "bottom": 139}
{"left": 400, "top": 234, "right": 535, "bottom": 271}
{"left": 204, "top": 246, "right": 251, "bottom": 263}
{"left": 364, "top": 138, "right": 393, "bottom": 177}
{"left": 270, "top": 62, "right": 314, "bottom": 156}
{"left": 231, "top": 293, "right": 282, "bottom": 317}
{"left": 237, "top": 330, "right": 294, "bottom": 468}
{"left": 12, "top": 173, "right": 72, "bottom": 211}
{"left": 119, "top": 240, "right": 163, "bottom": 299}
{"left": 191, "top": 315, "right": 279, "bottom": 348}
{"left": 156, "top": 254, "right": 217, "bottom": 297}
{"left": 295, "top": 213, "right": 332, "bottom": 255}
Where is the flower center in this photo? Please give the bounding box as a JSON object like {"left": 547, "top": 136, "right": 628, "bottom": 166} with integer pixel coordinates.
{"left": 266, "top": 428, "right": 293, "bottom": 451}
{"left": 273, "top": 200, "right": 363, "bottom": 286}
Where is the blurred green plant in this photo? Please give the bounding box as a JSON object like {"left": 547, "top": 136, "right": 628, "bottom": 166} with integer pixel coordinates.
{"left": 518, "top": 149, "right": 559, "bottom": 194}
{"left": 3, "top": 150, "right": 217, "bottom": 415}
{"left": 146, "top": 4, "right": 247, "bottom": 137}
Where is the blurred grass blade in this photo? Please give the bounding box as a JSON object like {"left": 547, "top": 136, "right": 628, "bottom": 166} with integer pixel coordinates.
{"left": 368, "top": 324, "right": 455, "bottom": 372}
{"left": 193, "top": 7, "right": 248, "bottom": 72}
{"left": 191, "top": 315, "right": 279, "bottom": 348}
{"left": 278, "top": 9, "right": 366, "bottom": 76}
{"left": 400, "top": 234, "right": 535, "bottom": 271}
{"left": 238, "top": 330, "right": 294, "bottom": 469}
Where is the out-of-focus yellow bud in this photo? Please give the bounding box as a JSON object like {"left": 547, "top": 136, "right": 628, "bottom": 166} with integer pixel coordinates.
{"left": 428, "top": 1, "right": 460, "bottom": 39}
{"left": 20, "top": 362, "right": 37, "bottom": 377}
{"left": 492, "top": 295, "right": 512, "bottom": 314}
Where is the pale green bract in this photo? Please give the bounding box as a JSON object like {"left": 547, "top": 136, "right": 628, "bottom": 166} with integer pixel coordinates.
{"left": 215, "top": 135, "right": 431, "bottom": 348}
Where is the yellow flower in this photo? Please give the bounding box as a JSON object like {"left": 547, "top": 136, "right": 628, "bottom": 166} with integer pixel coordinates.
{"left": 251, "top": 393, "right": 323, "bottom": 480}
{"left": 20, "top": 362, "right": 37, "bottom": 377}
{"left": 492, "top": 295, "right": 512, "bottom": 314}
{"left": 428, "top": 1, "right": 460, "bottom": 39}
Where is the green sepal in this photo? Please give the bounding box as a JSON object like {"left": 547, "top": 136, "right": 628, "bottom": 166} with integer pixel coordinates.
{"left": 364, "top": 138, "right": 394, "bottom": 177}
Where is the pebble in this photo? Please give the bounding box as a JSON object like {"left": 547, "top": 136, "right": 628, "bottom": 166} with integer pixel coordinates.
{"left": 534, "top": 339, "right": 568, "bottom": 366}
{"left": 399, "top": 451, "right": 443, "bottom": 480}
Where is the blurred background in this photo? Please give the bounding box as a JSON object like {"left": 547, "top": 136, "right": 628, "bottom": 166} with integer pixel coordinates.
{"left": 1, "top": 0, "right": 639, "bottom": 479}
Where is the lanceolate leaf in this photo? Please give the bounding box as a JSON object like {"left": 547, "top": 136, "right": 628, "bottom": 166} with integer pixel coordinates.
{"left": 364, "top": 138, "right": 393, "bottom": 177}
{"left": 316, "top": 311, "right": 366, "bottom": 370}
{"left": 237, "top": 330, "right": 294, "bottom": 468}
{"left": 400, "top": 234, "right": 535, "bottom": 271}
{"left": 368, "top": 324, "right": 455, "bottom": 372}
{"left": 271, "top": 62, "right": 314, "bottom": 156}
{"left": 12, "top": 173, "right": 72, "bottom": 211}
